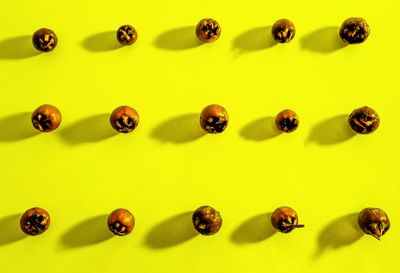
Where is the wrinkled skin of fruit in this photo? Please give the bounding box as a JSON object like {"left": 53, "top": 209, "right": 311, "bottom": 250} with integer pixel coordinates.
{"left": 107, "top": 208, "right": 135, "bottom": 236}
{"left": 271, "top": 206, "right": 304, "bottom": 233}
{"left": 358, "top": 208, "right": 390, "bottom": 240}
{"left": 192, "top": 206, "right": 222, "bottom": 235}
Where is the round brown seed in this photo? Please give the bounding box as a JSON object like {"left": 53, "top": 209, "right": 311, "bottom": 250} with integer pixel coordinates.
{"left": 116, "top": 25, "right": 138, "bottom": 46}
{"left": 192, "top": 206, "right": 222, "bottom": 235}
{"left": 271, "top": 19, "right": 296, "bottom": 43}
{"left": 358, "top": 208, "right": 390, "bottom": 240}
{"left": 348, "top": 106, "right": 379, "bottom": 134}
{"left": 20, "top": 207, "right": 50, "bottom": 236}
{"left": 110, "top": 106, "right": 139, "bottom": 133}
{"left": 32, "top": 28, "right": 58, "bottom": 52}
{"left": 271, "top": 206, "right": 304, "bottom": 233}
{"left": 107, "top": 208, "right": 135, "bottom": 236}
{"left": 195, "top": 18, "right": 221, "bottom": 42}
{"left": 199, "top": 104, "right": 228, "bottom": 133}
{"left": 339, "top": 17, "right": 370, "bottom": 44}
{"left": 31, "top": 104, "right": 62, "bottom": 132}
{"left": 275, "top": 109, "right": 299, "bottom": 133}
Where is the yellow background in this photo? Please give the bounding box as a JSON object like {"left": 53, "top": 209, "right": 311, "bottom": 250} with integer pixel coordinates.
{"left": 0, "top": 1, "right": 399, "bottom": 272}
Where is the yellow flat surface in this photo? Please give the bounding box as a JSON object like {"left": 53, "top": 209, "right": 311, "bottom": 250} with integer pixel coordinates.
{"left": 0, "top": 1, "right": 399, "bottom": 272}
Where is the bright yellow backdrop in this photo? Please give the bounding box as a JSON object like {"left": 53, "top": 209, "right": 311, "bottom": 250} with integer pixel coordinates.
{"left": 0, "top": 1, "right": 399, "bottom": 272}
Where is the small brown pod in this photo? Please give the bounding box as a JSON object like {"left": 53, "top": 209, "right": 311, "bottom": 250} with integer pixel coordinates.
{"left": 192, "top": 206, "right": 222, "bottom": 235}
{"left": 275, "top": 109, "right": 299, "bottom": 133}
{"left": 348, "top": 106, "right": 379, "bottom": 134}
{"left": 358, "top": 208, "right": 390, "bottom": 240}
{"left": 107, "top": 208, "right": 135, "bottom": 236}
{"left": 20, "top": 207, "right": 50, "bottom": 236}
{"left": 32, "top": 28, "right": 58, "bottom": 52}
{"left": 339, "top": 17, "right": 370, "bottom": 44}
{"left": 199, "top": 104, "right": 228, "bottom": 133}
{"left": 271, "top": 206, "right": 304, "bottom": 233}
{"left": 195, "top": 18, "right": 221, "bottom": 42}
{"left": 116, "top": 25, "right": 138, "bottom": 46}
{"left": 31, "top": 104, "right": 62, "bottom": 132}
{"left": 271, "top": 19, "right": 296, "bottom": 43}
{"left": 110, "top": 106, "right": 139, "bottom": 133}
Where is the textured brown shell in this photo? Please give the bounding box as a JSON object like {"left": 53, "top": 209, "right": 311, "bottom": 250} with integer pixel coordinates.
{"left": 192, "top": 206, "right": 223, "bottom": 235}
{"left": 107, "top": 208, "right": 135, "bottom": 236}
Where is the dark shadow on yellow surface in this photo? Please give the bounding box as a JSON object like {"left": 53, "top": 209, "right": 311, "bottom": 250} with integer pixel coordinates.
{"left": 240, "top": 116, "right": 280, "bottom": 141}
{"left": 151, "top": 113, "right": 206, "bottom": 143}
{"left": 60, "top": 113, "right": 117, "bottom": 145}
{"left": 231, "top": 213, "right": 276, "bottom": 244}
{"left": 146, "top": 212, "right": 197, "bottom": 249}
{"left": 0, "top": 35, "right": 40, "bottom": 59}
{"left": 233, "top": 26, "right": 276, "bottom": 52}
{"left": 308, "top": 115, "right": 356, "bottom": 145}
{"left": 301, "top": 26, "right": 347, "bottom": 53}
{"left": 314, "top": 213, "right": 363, "bottom": 258}
{"left": 61, "top": 214, "right": 113, "bottom": 248}
{"left": 0, "top": 214, "right": 26, "bottom": 246}
{"left": 0, "top": 112, "right": 39, "bottom": 142}
{"left": 82, "top": 31, "right": 122, "bottom": 52}
{"left": 154, "top": 26, "right": 202, "bottom": 50}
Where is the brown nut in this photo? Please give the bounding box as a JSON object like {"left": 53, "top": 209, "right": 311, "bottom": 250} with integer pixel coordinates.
{"left": 31, "top": 104, "right": 62, "bottom": 132}
{"left": 275, "top": 109, "right": 299, "bottom": 133}
{"left": 195, "top": 18, "right": 221, "bottom": 42}
{"left": 200, "top": 104, "right": 228, "bottom": 133}
{"left": 271, "top": 206, "right": 304, "bottom": 233}
{"left": 32, "top": 28, "right": 58, "bottom": 52}
{"left": 20, "top": 207, "right": 50, "bottom": 236}
{"left": 192, "top": 206, "right": 222, "bottom": 235}
{"left": 348, "top": 106, "right": 379, "bottom": 134}
{"left": 110, "top": 106, "right": 139, "bottom": 133}
{"left": 358, "top": 208, "right": 390, "bottom": 240}
{"left": 339, "top": 17, "right": 370, "bottom": 44}
{"left": 107, "top": 208, "right": 135, "bottom": 236}
{"left": 271, "top": 19, "right": 296, "bottom": 43}
{"left": 116, "top": 25, "right": 138, "bottom": 46}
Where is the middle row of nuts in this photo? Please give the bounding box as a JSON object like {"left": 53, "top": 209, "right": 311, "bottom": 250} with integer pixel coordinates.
{"left": 19, "top": 206, "right": 390, "bottom": 240}
{"left": 30, "top": 104, "right": 380, "bottom": 135}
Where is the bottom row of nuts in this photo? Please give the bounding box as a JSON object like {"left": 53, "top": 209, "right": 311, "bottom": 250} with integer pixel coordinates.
{"left": 19, "top": 206, "right": 390, "bottom": 240}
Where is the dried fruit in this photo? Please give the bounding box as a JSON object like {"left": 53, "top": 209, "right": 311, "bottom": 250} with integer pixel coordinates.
{"left": 358, "top": 208, "right": 390, "bottom": 240}
{"left": 32, "top": 28, "right": 58, "bottom": 52}
{"left": 20, "top": 207, "right": 50, "bottom": 236}
{"left": 31, "top": 104, "right": 62, "bottom": 132}
{"left": 199, "top": 104, "right": 228, "bottom": 133}
{"left": 110, "top": 106, "right": 139, "bottom": 133}
{"left": 348, "top": 106, "right": 379, "bottom": 134}
{"left": 195, "top": 18, "right": 221, "bottom": 42}
{"left": 271, "top": 206, "right": 304, "bottom": 233}
{"left": 271, "top": 19, "right": 296, "bottom": 43}
{"left": 275, "top": 109, "right": 299, "bottom": 133}
{"left": 107, "top": 208, "right": 135, "bottom": 236}
{"left": 192, "top": 206, "right": 222, "bottom": 235}
{"left": 340, "top": 17, "right": 369, "bottom": 44}
{"left": 116, "top": 25, "right": 138, "bottom": 46}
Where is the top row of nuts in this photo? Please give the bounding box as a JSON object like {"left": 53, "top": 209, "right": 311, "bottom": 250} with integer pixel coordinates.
{"left": 32, "top": 17, "right": 369, "bottom": 52}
